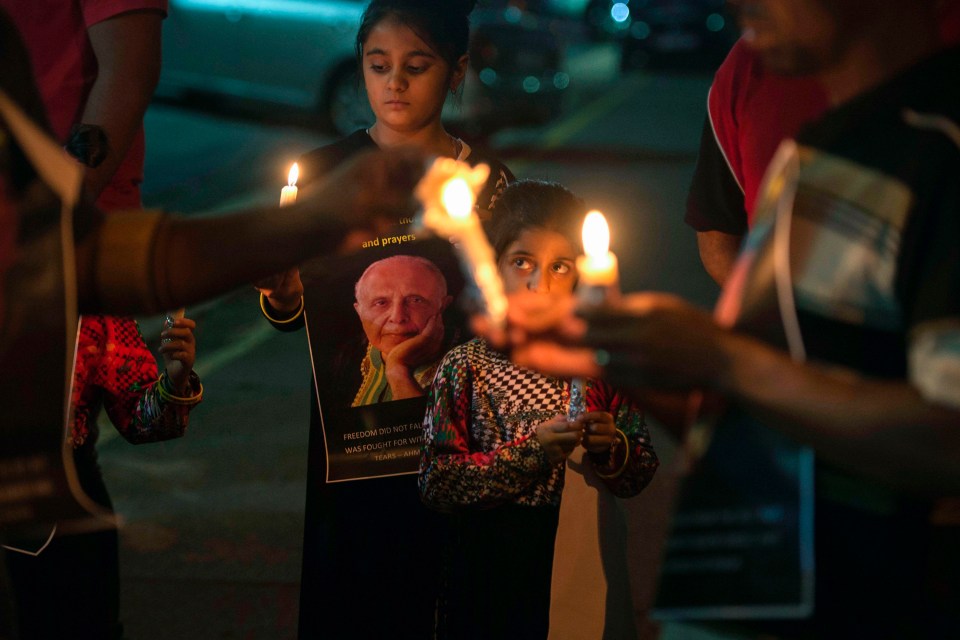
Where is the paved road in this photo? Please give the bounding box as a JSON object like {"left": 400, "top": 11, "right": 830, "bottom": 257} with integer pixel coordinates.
{"left": 98, "top": 48, "right": 722, "bottom": 639}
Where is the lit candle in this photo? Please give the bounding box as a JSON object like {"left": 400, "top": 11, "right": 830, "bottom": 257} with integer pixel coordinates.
{"left": 280, "top": 162, "right": 299, "bottom": 206}
{"left": 568, "top": 210, "right": 620, "bottom": 421}
{"left": 576, "top": 210, "right": 619, "bottom": 304}
{"left": 415, "top": 157, "right": 507, "bottom": 327}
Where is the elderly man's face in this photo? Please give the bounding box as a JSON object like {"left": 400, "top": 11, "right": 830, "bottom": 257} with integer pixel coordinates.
{"left": 354, "top": 260, "right": 449, "bottom": 356}
{"left": 733, "top": 0, "right": 850, "bottom": 75}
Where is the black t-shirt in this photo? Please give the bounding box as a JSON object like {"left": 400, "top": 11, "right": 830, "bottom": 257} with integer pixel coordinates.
{"left": 726, "top": 44, "right": 960, "bottom": 636}
{"left": 685, "top": 115, "right": 748, "bottom": 235}
{"left": 299, "top": 128, "right": 514, "bottom": 213}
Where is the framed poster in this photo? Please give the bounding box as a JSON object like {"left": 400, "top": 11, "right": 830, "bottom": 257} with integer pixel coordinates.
{"left": 301, "top": 236, "right": 468, "bottom": 482}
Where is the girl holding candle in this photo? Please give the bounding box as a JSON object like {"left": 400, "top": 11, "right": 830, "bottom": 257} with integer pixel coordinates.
{"left": 254, "top": 1, "right": 513, "bottom": 638}
{"left": 419, "top": 180, "right": 659, "bottom": 639}
{"left": 5, "top": 313, "right": 202, "bottom": 639}
{"left": 256, "top": 0, "right": 512, "bottom": 320}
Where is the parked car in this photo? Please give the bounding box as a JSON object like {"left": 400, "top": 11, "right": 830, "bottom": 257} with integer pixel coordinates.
{"left": 460, "top": 4, "right": 568, "bottom": 135}
{"left": 157, "top": 0, "right": 568, "bottom": 137}
{"left": 619, "top": 0, "right": 738, "bottom": 71}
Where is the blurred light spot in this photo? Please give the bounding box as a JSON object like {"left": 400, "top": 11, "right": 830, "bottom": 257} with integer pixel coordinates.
{"left": 611, "top": 3, "right": 630, "bottom": 23}
{"left": 522, "top": 76, "right": 541, "bottom": 93}
{"left": 504, "top": 6, "right": 522, "bottom": 23}
{"left": 552, "top": 72, "right": 570, "bottom": 90}
{"left": 706, "top": 13, "right": 725, "bottom": 32}
{"left": 479, "top": 67, "right": 497, "bottom": 86}
{"left": 630, "top": 21, "right": 651, "bottom": 39}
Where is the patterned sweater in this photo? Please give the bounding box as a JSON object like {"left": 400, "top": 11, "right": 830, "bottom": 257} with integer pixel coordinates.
{"left": 420, "top": 338, "right": 658, "bottom": 509}
{"left": 70, "top": 315, "right": 200, "bottom": 448}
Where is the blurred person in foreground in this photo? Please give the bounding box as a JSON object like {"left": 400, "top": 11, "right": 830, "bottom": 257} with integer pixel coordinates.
{"left": 0, "top": 7, "right": 426, "bottom": 634}
{"left": 686, "top": 0, "right": 960, "bottom": 286}
{"left": 478, "top": 0, "right": 960, "bottom": 636}
{"left": 0, "top": 4, "right": 188, "bottom": 637}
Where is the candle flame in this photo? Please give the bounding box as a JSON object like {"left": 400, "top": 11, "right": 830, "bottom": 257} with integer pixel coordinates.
{"left": 441, "top": 177, "right": 474, "bottom": 220}
{"left": 582, "top": 210, "right": 610, "bottom": 258}
{"left": 287, "top": 162, "right": 299, "bottom": 187}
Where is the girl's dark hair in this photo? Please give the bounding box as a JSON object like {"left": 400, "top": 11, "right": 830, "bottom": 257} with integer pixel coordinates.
{"left": 355, "top": 0, "right": 478, "bottom": 70}
{"left": 488, "top": 180, "right": 587, "bottom": 260}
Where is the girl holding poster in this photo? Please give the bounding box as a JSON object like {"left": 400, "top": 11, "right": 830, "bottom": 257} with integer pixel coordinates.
{"left": 419, "top": 181, "right": 660, "bottom": 639}
{"left": 255, "top": 1, "right": 512, "bottom": 638}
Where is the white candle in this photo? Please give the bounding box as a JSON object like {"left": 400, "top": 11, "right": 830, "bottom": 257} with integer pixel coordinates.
{"left": 569, "top": 210, "right": 620, "bottom": 420}
{"left": 280, "top": 162, "right": 299, "bottom": 207}
{"left": 576, "top": 210, "right": 619, "bottom": 296}
{"left": 416, "top": 158, "right": 507, "bottom": 327}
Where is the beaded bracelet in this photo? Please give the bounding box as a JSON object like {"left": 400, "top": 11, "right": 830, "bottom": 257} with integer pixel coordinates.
{"left": 595, "top": 429, "right": 630, "bottom": 479}
{"left": 157, "top": 372, "right": 203, "bottom": 406}
{"left": 259, "top": 292, "right": 304, "bottom": 324}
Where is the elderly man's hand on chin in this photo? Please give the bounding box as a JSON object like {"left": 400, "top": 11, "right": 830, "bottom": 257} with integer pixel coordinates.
{"left": 384, "top": 312, "right": 446, "bottom": 400}
{"left": 353, "top": 254, "right": 453, "bottom": 404}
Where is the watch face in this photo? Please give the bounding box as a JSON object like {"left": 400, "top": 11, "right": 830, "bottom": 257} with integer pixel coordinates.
{"left": 65, "top": 124, "right": 109, "bottom": 168}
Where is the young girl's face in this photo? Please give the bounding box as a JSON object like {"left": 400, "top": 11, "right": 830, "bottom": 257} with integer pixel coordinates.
{"left": 499, "top": 228, "right": 578, "bottom": 296}
{"left": 362, "top": 18, "right": 466, "bottom": 133}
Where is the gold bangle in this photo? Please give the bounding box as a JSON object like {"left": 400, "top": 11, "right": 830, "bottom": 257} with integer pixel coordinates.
{"left": 259, "top": 292, "right": 304, "bottom": 324}
{"left": 595, "top": 429, "right": 630, "bottom": 479}
{"left": 156, "top": 373, "right": 203, "bottom": 406}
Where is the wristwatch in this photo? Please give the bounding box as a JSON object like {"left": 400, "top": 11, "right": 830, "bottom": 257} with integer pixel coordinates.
{"left": 65, "top": 123, "right": 109, "bottom": 168}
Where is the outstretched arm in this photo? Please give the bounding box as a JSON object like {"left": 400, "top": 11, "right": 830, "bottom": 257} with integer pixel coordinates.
{"left": 494, "top": 291, "right": 960, "bottom": 495}
{"left": 75, "top": 149, "right": 426, "bottom": 314}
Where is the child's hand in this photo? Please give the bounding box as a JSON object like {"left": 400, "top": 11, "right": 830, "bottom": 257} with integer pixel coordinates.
{"left": 536, "top": 416, "right": 583, "bottom": 465}
{"left": 160, "top": 316, "right": 197, "bottom": 394}
{"left": 576, "top": 411, "right": 616, "bottom": 453}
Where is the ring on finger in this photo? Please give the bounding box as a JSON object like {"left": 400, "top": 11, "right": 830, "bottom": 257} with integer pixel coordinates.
{"left": 594, "top": 349, "right": 611, "bottom": 367}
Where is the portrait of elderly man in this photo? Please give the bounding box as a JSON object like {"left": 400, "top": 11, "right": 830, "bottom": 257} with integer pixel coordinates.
{"left": 352, "top": 254, "right": 453, "bottom": 406}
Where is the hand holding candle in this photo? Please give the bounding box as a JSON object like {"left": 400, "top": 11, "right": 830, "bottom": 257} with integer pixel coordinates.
{"left": 415, "top": 157, "right": 508, "bottom": 328}
{"left": 280, "top": 162, "right": 299, "bottom": 206}
{"left": 256, "top": 161, "right": 304, "bottom": 312}
{"left": 576, "top": 210, "right": 620, "bottom": 306}
{"left": 568, "top": 210, "right": 620, "bottom": 421}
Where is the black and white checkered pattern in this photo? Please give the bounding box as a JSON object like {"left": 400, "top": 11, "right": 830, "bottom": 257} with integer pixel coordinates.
{"left": 465, "top": 340, "right": 567, "bottom": 457}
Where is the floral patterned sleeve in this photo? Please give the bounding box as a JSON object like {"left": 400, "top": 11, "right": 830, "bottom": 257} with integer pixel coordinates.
{"left": 72, "top": 316, "right": 200, "bottom": 447}
{"left": 585, "top": 379, "right": 659, "bottom": 498}
{"left": 419, "top": 346, "right": 553, "bottom": 511}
